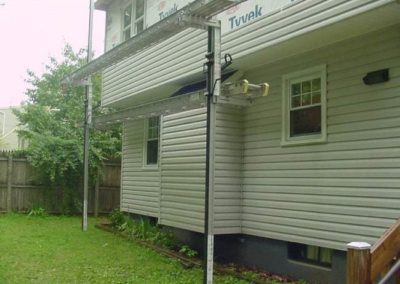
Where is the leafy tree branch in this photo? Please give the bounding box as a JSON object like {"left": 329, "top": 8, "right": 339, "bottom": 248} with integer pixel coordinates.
{"left": 14, "top": 45, "right": 121, "bottom": 192}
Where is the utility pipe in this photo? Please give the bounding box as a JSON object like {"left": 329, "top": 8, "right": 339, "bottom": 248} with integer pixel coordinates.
{"left": 82, "top": 0, "right": 94, "bottom": 232}
{"left": 203, "top": 21, "right": 221, "bottom": 284}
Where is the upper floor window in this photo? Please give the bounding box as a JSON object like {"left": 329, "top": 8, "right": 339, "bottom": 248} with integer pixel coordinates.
{"left": 0, "top": 112, "right": 5, "bottom": 136}
{"left": 144, "top": 116, "right": 160, "bottom": 166}
{"left": 122, "top": 0, "right": 145, "bottom": 42}
{"left": 122, "top": 4, "right": 132, "bottom": 41}
{"left": 282, "top": 65, "right": 327, "bottom": 146}
{"left": 134, "top": 0, "right": 145, "bottom": 34}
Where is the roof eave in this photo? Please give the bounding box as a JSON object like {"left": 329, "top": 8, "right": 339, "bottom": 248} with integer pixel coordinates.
{"left": 63, "top": 0, "right": 245, "bottom": 85}
{"left": 94, "top": 0, "right": 112, "bottom": 11}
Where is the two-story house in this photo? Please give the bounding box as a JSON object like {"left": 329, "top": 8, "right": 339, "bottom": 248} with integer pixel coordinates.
{"left": 77, "top": 0, "right": 400, "bottom": 282}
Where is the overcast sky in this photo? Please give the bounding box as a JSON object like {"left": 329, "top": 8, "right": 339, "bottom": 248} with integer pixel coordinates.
{"left": 0, "top": 0, "right": 105, "bottom": 107}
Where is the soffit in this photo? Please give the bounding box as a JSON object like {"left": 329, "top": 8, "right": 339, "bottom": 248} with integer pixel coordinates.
{"left": 94, "top": 0, "right": 112, "bottom": 11}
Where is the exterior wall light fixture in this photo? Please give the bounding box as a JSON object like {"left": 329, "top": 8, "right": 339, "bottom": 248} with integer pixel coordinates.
{"left": 363, "top": 68, "right": 389, "bottom": 85}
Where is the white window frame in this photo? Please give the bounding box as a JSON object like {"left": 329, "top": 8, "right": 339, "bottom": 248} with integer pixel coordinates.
{"left": 281, "top": 65, "right": 327, "bottom": 146}
{"left": 121, "top": 0, "right": 146, "bottom": 42}
{"left": 133, "top": 0, "right": 145, "bottom": 35}
{"left": 143, "top": 116, "right": 160, "bottom": 168}
{"left": 0, "top": 111, "right": 5, "bottom": 136}
{"left": 121, "top": 2, "right": 132, "bottom": 42}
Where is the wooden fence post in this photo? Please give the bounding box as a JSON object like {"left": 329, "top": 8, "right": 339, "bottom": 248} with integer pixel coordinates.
{"left": 6, "top": 155, "right": 13, "bottom": 212}
{"left": 347, "top": 242, "right": 372, "bottom": 284}
{"left": 94, "top": 169, "right": 100, "bottom": 217}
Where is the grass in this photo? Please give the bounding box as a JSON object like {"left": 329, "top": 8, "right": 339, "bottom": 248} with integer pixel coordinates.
{"left": 0, "top": 214, "right": 251, "bottom": 284}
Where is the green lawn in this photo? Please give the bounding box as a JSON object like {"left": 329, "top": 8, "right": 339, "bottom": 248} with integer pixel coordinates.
{"left": 0, "top": 214, "right": 249, "bottom": 284}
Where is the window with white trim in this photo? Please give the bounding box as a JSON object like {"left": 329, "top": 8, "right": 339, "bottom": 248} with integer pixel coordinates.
{"left": 134, "top": 0, "right": 145, "bottom": 34}
{"left": 282, "top": 65, "right": 326, "bottom": 145}
{"left": 144, "top": 116, "right": 160, "bottom": 166}
{"left": 122, "top": 4, "right": 132, "bottom": 42}
{"left": 122, "top": 0, "right": 145, "bottom": 42}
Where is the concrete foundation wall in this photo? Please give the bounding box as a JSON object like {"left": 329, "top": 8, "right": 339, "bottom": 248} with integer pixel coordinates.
{"left": 166, "top": 224, "right": 347, "bottom": 284}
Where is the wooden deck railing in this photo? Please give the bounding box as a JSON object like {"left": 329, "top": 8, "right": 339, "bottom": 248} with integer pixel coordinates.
{"left": 347, "top": 218, "right": 400, "bottom": 284}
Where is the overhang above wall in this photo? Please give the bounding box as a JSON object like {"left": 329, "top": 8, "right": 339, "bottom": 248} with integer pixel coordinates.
{"left": 64, "top": 0, "right": 245, "bottom": 86}
{"left": 234, "top": 2, "right": 400, "bottom": 72}
{"left": 94, "top": 0, "right": 112, "bottom": 11}
{"left": 103, "top": 0, "right": 400, "bottom": 109}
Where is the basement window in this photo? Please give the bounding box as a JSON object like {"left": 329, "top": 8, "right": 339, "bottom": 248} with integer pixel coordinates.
{"left": 288, "top": 243, "right": 332, "bottom": 267}
{"left": 144, "top": 116, "right": 160, "bottom": 166}
{"left": 282, "top": 65, "right": 327, "bottom": 146}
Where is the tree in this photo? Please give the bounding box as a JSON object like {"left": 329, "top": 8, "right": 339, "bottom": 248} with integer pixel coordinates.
{"left": 14, "top": 45, "right": 121, "bottom": 211}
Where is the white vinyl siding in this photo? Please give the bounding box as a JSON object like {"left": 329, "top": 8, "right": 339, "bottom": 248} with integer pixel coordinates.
{"left": 121, "top": 119, "right": 160, "bottom": 217}
{"left": 116, "top": 19, "right": 400, "bottom": 248}
{"left": 213, "top": 105, "right": 243, "bottom": 234}
{"left": 160, "top": 108, "right": 207, "bottom": 232}
{"left": 101, "top": 0, "right": 394, "bottom": 107}
{"left": 121, "top": 106, "right": 243, "bottom": 234}
{"left": 241, "top": 25, "right": 400, "bottom": 250}
{"left": 158, "top": 106, "right": 244, "bottom": 234}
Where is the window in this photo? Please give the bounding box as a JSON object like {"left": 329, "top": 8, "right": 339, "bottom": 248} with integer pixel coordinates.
{"left": 122, "top": 0, "right": 145, "bottom": 42}
{"left": 282, "top": 65, "right": 326, "bottom": 145}
{"left": 134, "top": 0, "right": 145, "bottom": 34}
{"left": 122, "top": 4, "right": 132, "bottom": 41}
{"left": 144, "top": 116, "right": 160, "bottom": 166}
{"left": 0, "top": 112, "right": 5, "bottom": 136}
{"left": 288, "top": 243, "right": 332, "bottom": 267}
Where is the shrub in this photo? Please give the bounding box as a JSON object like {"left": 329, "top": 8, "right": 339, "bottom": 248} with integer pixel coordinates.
{"left": 108, "top": 212, "right": 177, "bottom": 249}
{"left": 109, "top": 209, "right": 126, "bottom": 229}
{"left": 179, "top": 245, "right": 198, "bottom": 258}
{"left": 154, "top": 231, "right": 176, "bottom": 249}
{"left": 28, "top": 206, "right": 47, "bottom": 217}
{"left": 134, "top": 218, "right": 155, "bottom": 240}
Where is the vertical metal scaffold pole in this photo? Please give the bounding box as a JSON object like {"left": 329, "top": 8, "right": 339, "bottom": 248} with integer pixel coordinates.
{"left": 203, "top": 21, "right": 221, "bottom": 284}
{"left": 82, "top": 0, "right": 94, "bottom": 232}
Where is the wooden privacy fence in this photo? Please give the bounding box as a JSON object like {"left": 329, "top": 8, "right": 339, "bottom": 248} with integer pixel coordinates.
{"left": 0, "top": 152, "right": 121, "bottom": 215}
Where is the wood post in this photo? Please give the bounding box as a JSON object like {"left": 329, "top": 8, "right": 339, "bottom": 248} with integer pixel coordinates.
{"left": 347, "top": 242, "right": 372, "bottom": 284}
{"left": 6, "top": 155, "right": 12, "bottom": 212}
{"left": 94, "top": 170, "right": 100, "bottom": 217}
